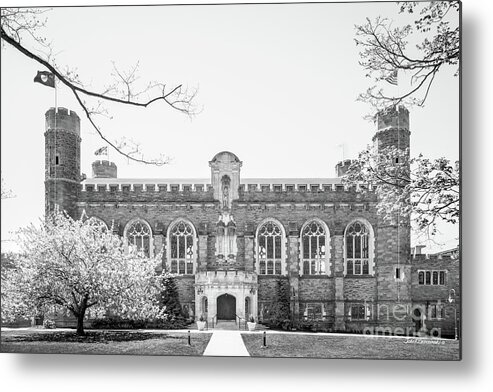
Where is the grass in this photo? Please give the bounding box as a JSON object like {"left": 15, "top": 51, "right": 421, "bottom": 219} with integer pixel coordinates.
{"left": 1, "top": 328, "right": 212, "bottom": 356}
{"left": 241, "top": 332, "right": 460, "bottom": 360}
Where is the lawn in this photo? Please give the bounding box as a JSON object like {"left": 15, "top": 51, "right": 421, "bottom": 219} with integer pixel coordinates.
{"left": 1, "top": 328, "right": 212, "bottom": 356}
{"left": 241, "top": 332, "right": 460, "bottom": 360}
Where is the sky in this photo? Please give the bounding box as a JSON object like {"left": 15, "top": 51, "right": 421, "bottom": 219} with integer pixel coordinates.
{"left": 1, "top": 1, "right": 459, "bottom": 252}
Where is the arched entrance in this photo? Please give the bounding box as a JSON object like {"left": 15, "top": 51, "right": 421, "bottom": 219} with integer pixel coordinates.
{"left": 217, "top": 294, "right": 236, "bottom": 320}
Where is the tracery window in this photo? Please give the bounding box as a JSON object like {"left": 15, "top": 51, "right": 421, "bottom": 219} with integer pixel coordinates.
{"left": 345, "top": 220, "right": 372, "bottom": 275}
{"left": 125, "top": 219, "right": 152, "bottom": 257}
{"left": 169, "top": 220, "right": 195, "bottom": 274}
{"left": 257, "top": 220, "right": 284, "bottom": 275}
{"left": 301, "top": 220, "right": 327, "bottom": 275}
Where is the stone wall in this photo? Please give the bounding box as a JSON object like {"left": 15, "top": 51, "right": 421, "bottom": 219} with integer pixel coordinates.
{"left": 299, "top": 277, "right": 333, "bottom": 301}
{"left": 343, "top": 278, "right": 376, "bottom": 301}
{"left": 257, "top": 276, "right": 282, "bottom": 302}
{"left": 175, "top": 276, "right": 196, "bottom": 317}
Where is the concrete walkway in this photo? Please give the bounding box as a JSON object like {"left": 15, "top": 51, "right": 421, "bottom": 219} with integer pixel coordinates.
{"left": 203, "top": 330, "right": 250, "bottom": 357}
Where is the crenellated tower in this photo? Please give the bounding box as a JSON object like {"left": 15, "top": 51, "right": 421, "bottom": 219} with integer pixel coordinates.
{"left": 44, "top": 107, "right": 81, "bottom": 218}
{"left": 372, "top": 105, "right": 413, "bottom": 329}
{"left": 92, "top": 160, "right": 117, "bottom": 178}
{"left": 335, "top": 159, "right": 354, "bottom": 177}
{"left": 373, "top": 105, "right": 410, "bottom": 152}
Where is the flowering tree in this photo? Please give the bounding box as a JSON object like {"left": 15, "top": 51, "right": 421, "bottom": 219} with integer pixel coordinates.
{"left": 343, "top": 145, "right": 459, "bottom": 236}
{"left": 1, "top": 210, "right": 165, "bottom": 335}
{"left": 1, "top": 177, "right": 14, "bottom": 199}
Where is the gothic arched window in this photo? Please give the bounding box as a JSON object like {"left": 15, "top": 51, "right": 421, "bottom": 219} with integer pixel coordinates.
{"left": 169, "top": 220, "right": 196, "bottom": 275}
{"left": 124, "top": 219, "right": 152, "bottom": 257}
{"left": 257, "top": 220, "right": 284, "bottom": 275}
{"left": 86, "top": 216, "right": 108, "bottom": 232}
{"left": 301, "top": 220, "right": 328, "bottom": 275}
{"left": 345, "top": 220, "right": 373, "bottom": 275}
{"left": 202, "top": 297, "right": 208, "bottom": 315}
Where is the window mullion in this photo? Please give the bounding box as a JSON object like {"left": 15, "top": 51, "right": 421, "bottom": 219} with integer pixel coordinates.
{"left": 272, "top": 235, "right": 276, "bottom": 261}
{"left": 309, "top": 235, "right": 312, "bottom": 274}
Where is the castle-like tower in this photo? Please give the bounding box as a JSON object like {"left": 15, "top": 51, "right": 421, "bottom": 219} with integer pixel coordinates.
{"left": 92, "top": 160, "right": 117, "bottom": 178}
{"left": 373, "top": 106, "right": 412, "bottom": 329}
{"left": 44, "top": 107, "right": 81, "bottom": 218}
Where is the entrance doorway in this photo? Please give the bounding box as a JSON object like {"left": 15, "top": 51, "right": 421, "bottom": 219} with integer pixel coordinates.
{"left": 217, "top": 294, "right": 236, "bottom": 320}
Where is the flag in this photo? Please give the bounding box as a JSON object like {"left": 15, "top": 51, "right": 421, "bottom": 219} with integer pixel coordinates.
{"left": 34, "top": 71, "right": 55, "bottom": 88}
{"left": 94, "top": 146, "right": 108, "bottom": 156}
{"left": 385, "top": 69, "right": 398, "bottom": 86}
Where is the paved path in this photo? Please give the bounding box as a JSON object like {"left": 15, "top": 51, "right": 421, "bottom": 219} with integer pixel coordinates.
{"left": 203, "top": 330, "right": 250, "bottom": 357}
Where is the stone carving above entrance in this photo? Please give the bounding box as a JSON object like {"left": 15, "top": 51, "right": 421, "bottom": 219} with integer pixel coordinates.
{"left": 215, "top": 212, "right": 237, "bottom": 263}
{"left": 221, "top": 175, "right": 231, "bottom": 210}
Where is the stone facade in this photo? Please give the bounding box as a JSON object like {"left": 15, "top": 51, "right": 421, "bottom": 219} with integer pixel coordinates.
{"left": 43, "top": 106, "right": 460, "bottom": 337}
{"left": 411, "top": 252, "right": 460, "bottom": 338}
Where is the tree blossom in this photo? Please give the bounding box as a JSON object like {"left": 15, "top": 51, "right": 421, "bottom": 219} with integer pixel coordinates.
{"left": 2, "top": 210, "right": 166, "bottom": 335}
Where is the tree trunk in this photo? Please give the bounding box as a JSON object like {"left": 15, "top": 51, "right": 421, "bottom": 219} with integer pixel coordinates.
{"left": 76, "top": 306, "right": 87, "bottom": 336}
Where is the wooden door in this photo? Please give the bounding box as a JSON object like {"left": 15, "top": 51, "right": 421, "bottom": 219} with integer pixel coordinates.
{"left": 217, "top": 294, "right": 236, "bottom": 320}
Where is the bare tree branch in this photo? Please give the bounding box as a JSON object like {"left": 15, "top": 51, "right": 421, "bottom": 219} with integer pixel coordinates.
{"left": 355, "top": 2, "right": 459, "bottom": 111}
{"left": 1, "top": 8, "right": 200, "bottom": 166}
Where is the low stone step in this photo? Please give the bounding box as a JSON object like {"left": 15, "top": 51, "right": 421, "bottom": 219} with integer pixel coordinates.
{"left": 189, "top": 320, "right": 271, "bottom": 331}
{"left": 214, "top": 320, "right": 238, "bottom": 331}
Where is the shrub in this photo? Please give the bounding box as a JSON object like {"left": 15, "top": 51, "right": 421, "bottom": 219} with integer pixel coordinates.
{"left": 268, "top": 278, "right": 291, "bottom": 329}
{"left": 90, "top": 316, "right": 189, "bottom": 330}
{"left": 280, "top": 318, "right": 292, "bottom": 330}
{"left": 43, "top": 319, "right": 56, "bottom": 329}
{"left": 297, "top": 320, "right": 316, "bottom": 331}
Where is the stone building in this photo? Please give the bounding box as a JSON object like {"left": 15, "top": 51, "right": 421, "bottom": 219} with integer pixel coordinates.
{"left": 43, "top": 106, "right": 459, "bottom": 337}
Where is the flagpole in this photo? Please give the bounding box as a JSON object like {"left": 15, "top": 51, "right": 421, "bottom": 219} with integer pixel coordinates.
{"left": 337, "top": 143, "right": 346, "bottom": 162}
{"left": 54, "top": 76, "right": 58, "bottom": 113}
{"left": 54, "top": 75, "right": 58, "bottom": 212}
